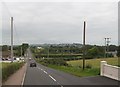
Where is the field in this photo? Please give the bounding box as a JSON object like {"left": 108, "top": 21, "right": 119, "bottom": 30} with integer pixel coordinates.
{"left": 38, "top": 57, "right": 119, "bottom": 77}
{"left": 67, "top": 57, "right": 119, "bottom": 68}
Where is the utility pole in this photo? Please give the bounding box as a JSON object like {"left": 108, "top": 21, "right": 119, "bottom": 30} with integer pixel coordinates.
{"left": 11, "top": 17, "right": 14, "bottom": 62}
{"left": 83, "top": 21, "right": 86, "bottom": 70}
{"left": 104, "top": 38, "right": 111, "bottom": 58}
{"left": 104, "top": 38, "right": 107, "bottom": 58}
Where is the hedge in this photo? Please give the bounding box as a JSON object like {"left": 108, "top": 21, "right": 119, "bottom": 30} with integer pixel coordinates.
{"left": 2, "top": 62, "right": 24, "bottom": 81}
{"left": 35, "top": 54, "right": 82, "bottom": 58}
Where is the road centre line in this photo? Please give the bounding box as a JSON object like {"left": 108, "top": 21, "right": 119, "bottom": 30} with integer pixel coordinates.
{"left": 49, "top": 75, "right": 64, "bottom": 87}
{"left": 37, "top": 67, "right": 43, "bottom": 71}
{"left": 49, "top": 75, "right": 57, "bottom": 82}
{"left": 44, "top": 71, "right": 48, "bottom": 74}
{"left": 37, "top": 67, "right": 63, "bottom": 87}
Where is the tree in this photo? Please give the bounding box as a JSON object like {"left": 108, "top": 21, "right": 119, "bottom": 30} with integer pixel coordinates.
{"left": 2, "top": 45, "right": 9, "bottom": 51}
{"left": 109, "top": 45, "right": 117, "bottom": 51}
{"left": 117, "top": 45, "right": 120, "bottom": 57}
{"left": 86, "top": 46, "right": 104, "bottom": 59}
{"left": 21, "top": 43, "right": 29, "bottom": 56}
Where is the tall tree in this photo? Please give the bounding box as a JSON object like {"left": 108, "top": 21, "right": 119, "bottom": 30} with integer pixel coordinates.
{"left": 22, "top": 43, "right": 29, "bottom": 56}
{"left": 117, "top": 45, "right": 120, "bottom": 57}
{"left": 2, "top": 45, "right": 9, "bottom": 51}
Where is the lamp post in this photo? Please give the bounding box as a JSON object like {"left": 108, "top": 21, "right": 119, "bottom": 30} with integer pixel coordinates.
{"left": 104, "top": 38, "right": 111, "bottom": 58}
{"left": 11, "top": 17, "right": 14, "bottom": 62}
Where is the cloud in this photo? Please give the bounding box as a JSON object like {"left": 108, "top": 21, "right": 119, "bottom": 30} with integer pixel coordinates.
{"left": 2, "top": 2, "right": 118, "bottom": 45}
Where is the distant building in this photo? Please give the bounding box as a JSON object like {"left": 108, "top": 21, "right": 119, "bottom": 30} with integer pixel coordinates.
{"left": 106, "top": 51, "right": 117, "bottom": 57}
{"left": 37, "top": 47, "right": 43, "bottom": 49}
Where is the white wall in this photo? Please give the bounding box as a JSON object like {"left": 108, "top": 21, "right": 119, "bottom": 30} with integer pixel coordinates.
{"left": 101, "top": 61, "right": 120, "bottom": 81}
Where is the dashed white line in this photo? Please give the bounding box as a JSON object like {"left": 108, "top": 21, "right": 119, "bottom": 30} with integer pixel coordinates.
{"left": 38, "top": 67, "right": 48, "bottom": 74}
{"left": 37, "top": 67, "right": 63, "bottom": 87}
{"left": 56, "top": 82, "right": 63, "bottom": 87}
{"left": 44, "top": 71, "right": 48, "bottom": 74}
{"left": 38, "top": 67, "right": 43, "bottom": 71}
{"left": 49, "top": 75, "right": 57, "bottom": 82}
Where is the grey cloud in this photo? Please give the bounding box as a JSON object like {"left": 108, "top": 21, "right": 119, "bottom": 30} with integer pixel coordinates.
{"left": 2, "top": 2, "right": 118, "bottom": 45}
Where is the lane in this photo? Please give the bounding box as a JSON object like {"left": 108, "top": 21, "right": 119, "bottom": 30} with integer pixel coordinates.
{"left": 23, "top": 62, "right": 59, "bottom": 85}
{"left": 23, "top": 48, "right": 119, "bottom": 86}
{"left": 23, "top": 49, "right": 60, "bottom": 85}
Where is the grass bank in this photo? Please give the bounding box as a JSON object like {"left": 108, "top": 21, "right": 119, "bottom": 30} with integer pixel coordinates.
{"left": 47, "top": 64, "right": 100, "bottom": 77}
{"left": 67, "top": 57, "right": 119, "bottom": 68}
{"left": 2, "top": 62, "right": 24, "bottom": 82}
{"left": 36, "top": 58, "right": 100, "bottom": 77}
{"left": 36, "top": 57, "right": 119, "bottom": 77}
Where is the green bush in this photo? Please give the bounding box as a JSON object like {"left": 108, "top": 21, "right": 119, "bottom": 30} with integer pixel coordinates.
{"left": 35, "top": 54, "right": 82, "bottom": 58}
{"left": 85, "top": 64, "right": 92, "bottom": 69}
{"left": 2, "top": 62, "right": 24, "bottom": 81}
{"left": 78, "top": 65, "right": 82, "bottom": 68}
{"left": 38, "top": 59, "right": 68, "bottom": 66}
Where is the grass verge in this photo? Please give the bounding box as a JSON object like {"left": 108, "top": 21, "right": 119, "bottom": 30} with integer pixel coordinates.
{"left": 48, "top": 64, "right": 100, "bottom": 77}
{"left": 36, "top": 57, "right": 118, "bottom": 77}
{"left": 2, "top": 62, "right": 24, "bottom": 82}
{"left": 36, "top": 59, "right": 100, "bottom": 77}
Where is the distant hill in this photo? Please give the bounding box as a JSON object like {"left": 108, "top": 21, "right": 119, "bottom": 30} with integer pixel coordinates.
{"left": 30, "top": 43, "right": 83, "bottom": 48}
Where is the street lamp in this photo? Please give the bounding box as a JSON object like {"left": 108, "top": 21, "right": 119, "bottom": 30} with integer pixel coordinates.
{"left": 104, "top": 38, "right": 111, "bottom": 58}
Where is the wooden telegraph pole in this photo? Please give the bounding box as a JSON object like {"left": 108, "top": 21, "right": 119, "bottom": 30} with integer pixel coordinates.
{"left": 83, "top": 21, "right": 86, "bottom": 70}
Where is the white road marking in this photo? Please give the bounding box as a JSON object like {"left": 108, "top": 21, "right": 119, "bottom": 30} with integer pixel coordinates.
{"left": 38, "top": 67, "right": 48, "bottom": 74}
{"left": 44, "top": 71, "right": 48, "bottom": 74}
{"left": 21, "top": 63, "right": 27, "bottom": 86}
{"left": 38, "top": 67, "right": 44, "bottom": 71}
{"left": 56, "top": 82, "right": 64, "bottom": 87}
{"left": 49, "top": 75, "right": 57, "bottom": 82}
{"left": 37, "top": 67, "right": 63, "bottom": 87}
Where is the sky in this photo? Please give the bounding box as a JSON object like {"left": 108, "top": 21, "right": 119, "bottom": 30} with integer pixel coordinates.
{"left": 1, "top": 0, "right": 118, "bottom": 45}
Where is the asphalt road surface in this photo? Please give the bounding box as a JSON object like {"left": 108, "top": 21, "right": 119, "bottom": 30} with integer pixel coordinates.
{"left": 23, "top": 49, "right": 119, "bottom": 87}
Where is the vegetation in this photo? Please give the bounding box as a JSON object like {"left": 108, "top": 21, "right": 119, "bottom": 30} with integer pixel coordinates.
{"left": 117, "top": 45, "right": 120, "bottom": 57}
{"left": 32, "top": 44, "right": 118, "bottom": 60}
{"left": 35, "top": 54, "right": 82, "bottom": 59}
{"left": 67, "top": 57, "right": 118, "bottom": 68}
{"left": 1, "top": 43, "right": 29, "bottom": 57}
{"left": 21, "top": 43, "right": 29, "bottom": 56}
{"left": 47, "top": 64, "right": 100, "bottom": 77}
{"left": 36, "top": 57, "right": 118, "bottom": 77}
{"left": 85, "top": 46, "right": 104, "bottom": 59}
{"left": 36, "top": 58, "right": 99, "bottom": 77}
{"left": 36, "top": 58, "right": 68, "bottom": 66}
{"left": 33, "top": 44, "right": 118, "bottom": 77}
{"left": 2, "top": 62, "right": 24, "bottom": 81}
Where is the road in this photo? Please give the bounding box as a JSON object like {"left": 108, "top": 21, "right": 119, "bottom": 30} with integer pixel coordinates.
{"left": 23, "top": 49, "right": 119, "bottom": 87}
